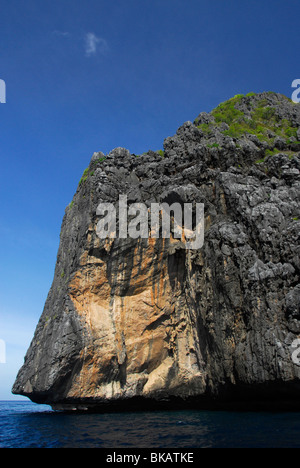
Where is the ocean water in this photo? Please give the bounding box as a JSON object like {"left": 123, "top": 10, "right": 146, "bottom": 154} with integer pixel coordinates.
{"left": 1, "top": 400, "right": 300, "bottom": 448}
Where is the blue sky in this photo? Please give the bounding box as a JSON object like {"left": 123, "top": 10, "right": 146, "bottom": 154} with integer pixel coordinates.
{"left": 0, "top": 0, "right": 299, "bottom": 400}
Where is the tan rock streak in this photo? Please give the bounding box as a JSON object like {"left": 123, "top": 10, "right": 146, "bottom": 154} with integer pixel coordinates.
{"left": 66, "top": 234, "right": 203, "bottom": 401}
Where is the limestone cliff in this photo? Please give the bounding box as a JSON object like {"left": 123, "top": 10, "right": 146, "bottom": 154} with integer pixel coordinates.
{"left": 13, "top": 92, "right": 300, "bottom": 410}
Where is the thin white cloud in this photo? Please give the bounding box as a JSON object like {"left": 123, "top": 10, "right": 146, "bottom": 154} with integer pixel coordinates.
{"left": 51, "top": 30, "right": 109, "bottom": 58}
{"left": 52, "top": 30, "right": 71, "bottom": 38}
{"left": 85, "top": 32, "right": 109, "bottom": 57}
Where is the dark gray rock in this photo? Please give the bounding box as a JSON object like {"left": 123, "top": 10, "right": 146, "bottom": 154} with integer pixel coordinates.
{"left": 12, "top": 92, "right": 300, "bottom": 410}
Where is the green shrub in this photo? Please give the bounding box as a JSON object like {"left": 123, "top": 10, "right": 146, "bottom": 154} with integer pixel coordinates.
{"left": 248, "top": 119, "right": 257, "bottom": 129}
{"left": 261, "top": 107, "right": 276, "bottom": 120}
{"left": 233, "top": 94, "right": 244, "bottom": 99}
{"left": 252, "top": 106, "right": 276, "bottom": 122}
{"left": 79, "top": 167, "right": 89, "bottom": 186}
{"left": 285, "top": 127, "right": 297, "bottom": 138}
{"left": 255, "top": 157, "right": 266, "bottom": 164}
{"left": 256, "top": 99, "right": 269, "bottom": 108}
{"left": 212, "top": 104, "right": 244, "bottom": 126}
{"left": 197, "top": 123, "right": 213, "bottom": 134}
{"left": 265, "top": 148, "right": 280, "bottom": 157}
{"left": 223, "top": 124, "right": 244, "bottom": 138}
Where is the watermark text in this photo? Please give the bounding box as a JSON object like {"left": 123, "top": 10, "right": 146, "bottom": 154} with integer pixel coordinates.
{"left": 0, "top": 339, "right": 6, "bottom": 364}
{"left": 96, "top": 195, "right": 204, "bottom": 250}
{"left": 291, "top": 339, "right": 300, "bottom": 365}
{"left": 291, "top": 79, "right": 300, "bottom": 103}
{"left": 0, "top": 79, "right": 6, "bottom": 103}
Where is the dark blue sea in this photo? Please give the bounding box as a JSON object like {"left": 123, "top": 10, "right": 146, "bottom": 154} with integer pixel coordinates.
{"left": 1, "top": 400, "right": 300, "bottom": 448}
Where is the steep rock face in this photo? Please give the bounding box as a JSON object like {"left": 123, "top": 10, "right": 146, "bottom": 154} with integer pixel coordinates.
{"left": 13, "top": 92, "right": 300, "bottom": 410}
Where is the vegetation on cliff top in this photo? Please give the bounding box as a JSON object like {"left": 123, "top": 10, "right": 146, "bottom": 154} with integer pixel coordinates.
{"left": 196, "top": 92, "right": 299, "bottom": 148}
{"left": 73, "top": 92, "right": 299, "bottom": 194}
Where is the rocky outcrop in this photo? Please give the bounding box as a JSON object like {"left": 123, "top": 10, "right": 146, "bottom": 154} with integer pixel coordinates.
{"left": 13, "top": 92, "right": 300, "bottom": 410}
